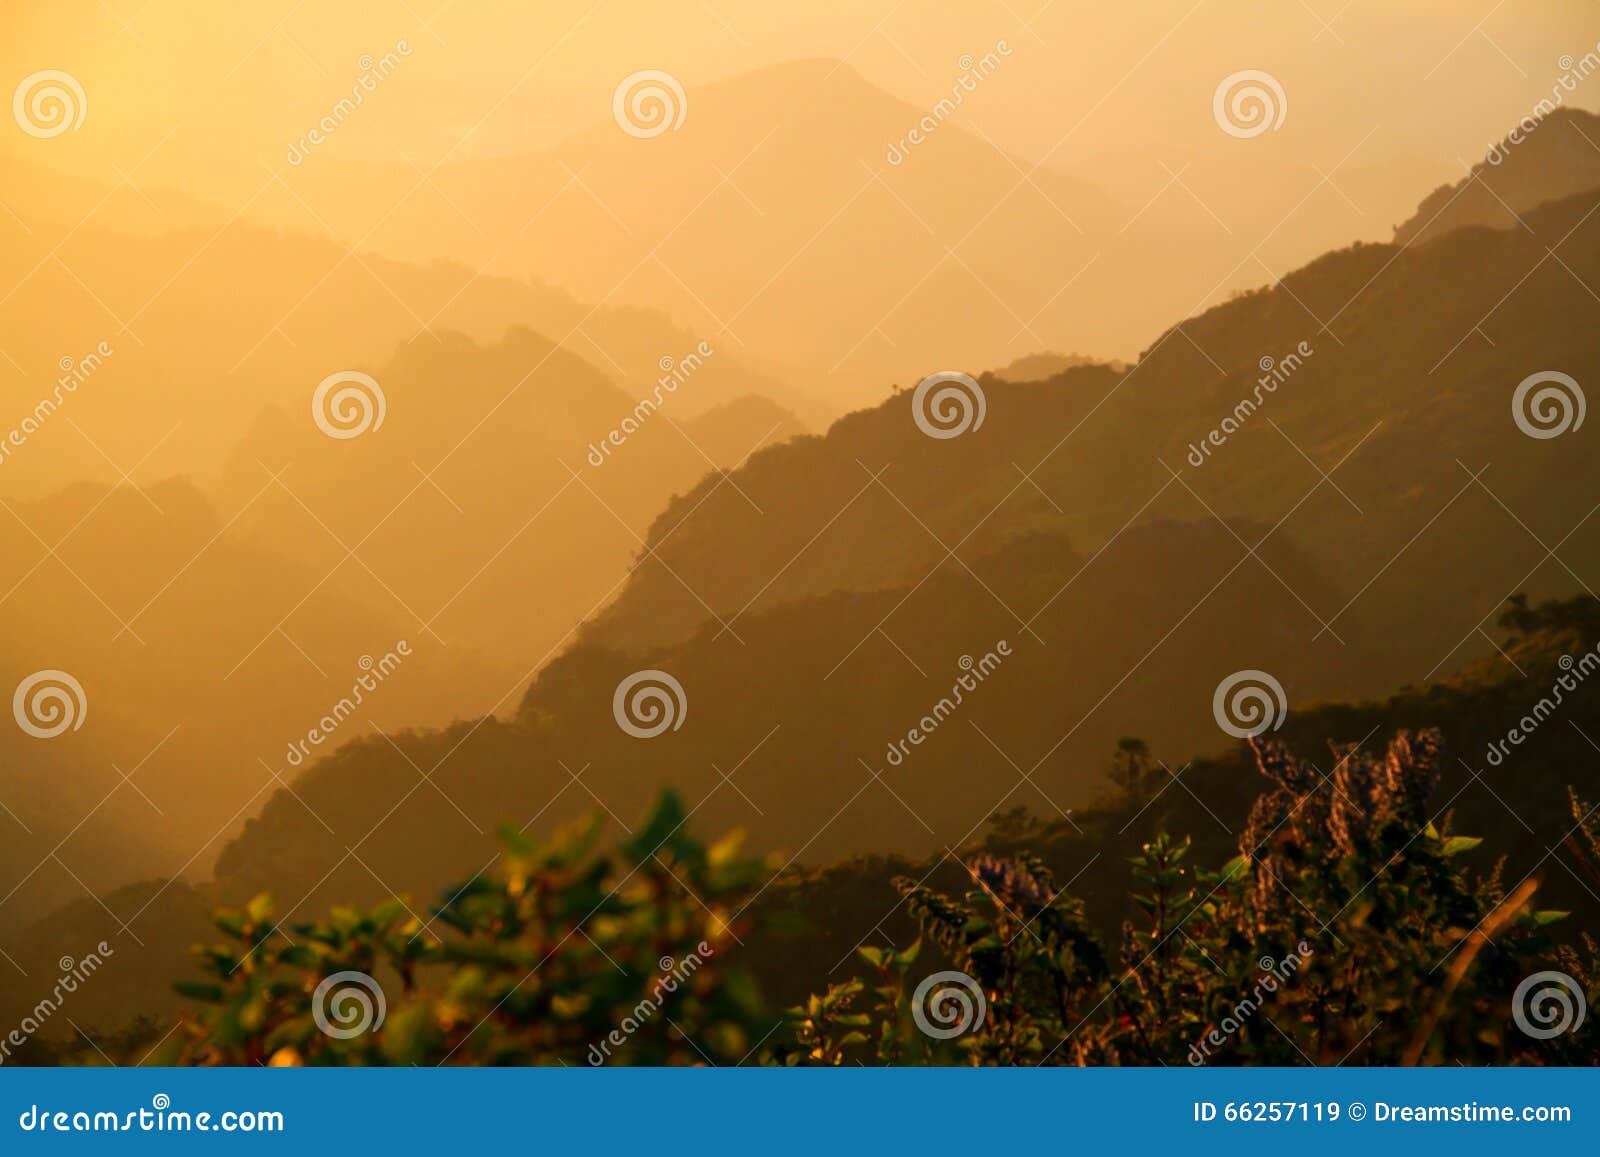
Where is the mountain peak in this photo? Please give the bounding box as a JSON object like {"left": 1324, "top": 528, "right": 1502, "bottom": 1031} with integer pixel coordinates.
{"left": 1394, "top": 107, "right": 1600, "bottom": 245}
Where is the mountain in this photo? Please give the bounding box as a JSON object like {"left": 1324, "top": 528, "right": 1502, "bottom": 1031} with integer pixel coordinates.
{"left": 739, "top": 594, "right": 1600, "bottom": 1013}
{"left": 1394, "top": 108, "right": 1600, "bottom": 246}
{"left": 0, "top": 200, "right": 807, "bottom": 497}
{"left": 0, "top": 325, "right": 804, "bottom": 931}
{"left": 2, "top": 61, "right": 1454, "bottom": 428}
{"left": 214, "top": 328, "right": 803, "bottom": 674}
{"left": 203, "top": 516, "right": 1363, "bottom": 908}
{"left": 679, "top": 395, "right": 807, "bottom": 466}
{"left": 16, "top": 591, "right": 1599, "bottom": 1038}
{"left": 990, "top": 352, "right": 1125, "bottom": 382}
{"left": 583, "top": 184, "right": 1600, "bottom": 684}
{"left": 0, "top": 479, "right": 509, "bottom": 934}
{"left": 192, "top": 175, "right": 1600, "bottom": 917}
{"left": 11, "top": 106, "right": 1600, "bottom": 1041}
{"left": 241, "top": 60, "right": 1342, "bottom": 403}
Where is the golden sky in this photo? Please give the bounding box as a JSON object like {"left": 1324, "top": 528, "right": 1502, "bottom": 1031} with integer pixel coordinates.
{"left": 6, "top": 0, "right": 1598, "bottom": 200}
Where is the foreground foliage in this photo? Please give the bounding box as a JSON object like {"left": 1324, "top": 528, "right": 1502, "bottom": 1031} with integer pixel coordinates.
{"left": 155, "top": 794, "right": 770, "bottom": 1066}
{"left": 136, "top": 731, "right": 1599, "bottom": 1066}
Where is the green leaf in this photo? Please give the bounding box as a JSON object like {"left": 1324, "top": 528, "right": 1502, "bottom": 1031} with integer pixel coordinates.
{"left": 276, "top": 945, "right": 319, "bottom": 969}
{"left": 173, "top": 981, "right": 224, "bottom": 1003}
{"left": 622, "top": 790, "right": 691, "bottom": 866}
{"left": 1440, "top": 836, "right": 1483, "bottom": 857}
{"left": 379, "top": 1004, "right": 439, "bottom": 1066}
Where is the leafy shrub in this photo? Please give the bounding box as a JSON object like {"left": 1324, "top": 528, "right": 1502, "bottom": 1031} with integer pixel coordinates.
{"left": 156, "top": 792, "right": 773, "bottom": 1066}
{"left": 144, "top": 732, "right": 1598, "bottom": 1066}
{"left": 803, "top": 733, "right": 1598, "bottom": 1066}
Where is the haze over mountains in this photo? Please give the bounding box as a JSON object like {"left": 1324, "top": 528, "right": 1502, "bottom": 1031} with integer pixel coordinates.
{"left": 6, "top": 59, "right": 1447, "bottom": 408}
{"left": 8, "top": 103, "right": 1600, "bottom": 1027}
{"left": 0, "top": 188, "right": 810, "bottom": 494}
{"left": 5, "top": 43, "right": 1469, "bottom": 414}
{"left": 4, "top": 0, "right": 1600, "bottom": 1047}
{"left": 1394, "top": 107, "right": 1600, "bottom": 245}
{"left": 206, "top": 164, "right": 1600, "bottom": 912}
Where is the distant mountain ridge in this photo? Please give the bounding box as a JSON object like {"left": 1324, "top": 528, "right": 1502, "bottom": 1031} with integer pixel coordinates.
{"left": 9, "top": 104, "right": 1600, "bottom": 1039}
{"left": 201, "top": 59, "right": 1388, "bottom": 404}
{"left": 0, "top": 201, "right": 810, "bottom": 496}
{"left": 582, "top": 183, "right": 1600, "bottom": 676}
{"left": 1393, "top": 108, "right": 1600, "bottom": 246}
{"left": 990, "top": 352, "right": 1126, "bottom": 382}
{"left": 196, "top": 179, "right": 1600, "bottom": 914}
